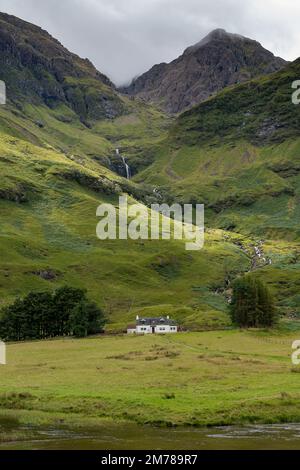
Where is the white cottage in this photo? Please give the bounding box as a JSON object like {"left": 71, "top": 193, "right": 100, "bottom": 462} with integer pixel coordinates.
{"left": 127, "top": 316, "right": 178, "bottom": 335}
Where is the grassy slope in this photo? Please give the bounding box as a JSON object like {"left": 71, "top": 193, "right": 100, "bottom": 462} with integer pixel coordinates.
{"left": 0, "top": 330, "right": 300, "bottom": 429}
{"left": 136, "top": 139, "right": 300, "bottom": 237}
{"left": 0, "top": 86, "right": 299, "bottom": 323}
{"left": 135, "top": 59, "right": 300, "bottom": 235}
{"left": 0, "top": 100, "right": 255, "bottom": 330}
{"left": 133, "top": 60, "right": 300, "bottom": 317}
{"left": 0, "top": 95, "right": 169, "bottom": 165}
{"left": 0, "top": 39, "right": 299, "bottom": 326}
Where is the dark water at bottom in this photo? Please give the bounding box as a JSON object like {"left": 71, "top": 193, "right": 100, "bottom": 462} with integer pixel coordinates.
{"left": 1, "top": 423, "right": 300, "bottom": 450}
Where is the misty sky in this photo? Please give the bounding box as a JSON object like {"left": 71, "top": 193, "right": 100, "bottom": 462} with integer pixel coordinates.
{"left": 0, "top": 0, "right": 299, "bottom": 86}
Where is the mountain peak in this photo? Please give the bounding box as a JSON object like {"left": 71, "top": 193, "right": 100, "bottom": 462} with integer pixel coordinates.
{"left": 122, "top": 29, "right": 287, "bottom": 114}
{"left": 183, "top": 29, "right": 251, "bottom": 55}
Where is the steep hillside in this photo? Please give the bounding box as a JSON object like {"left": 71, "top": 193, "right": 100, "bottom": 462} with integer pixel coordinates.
{"left": 0, "top": 129, "right": 254, "bottom": 330}
{"left": 136, "top": 59, "right": 300, "bottom": 235}
{"left": 172, "top": 58, "right": 300, "bottom": 146}
{"left": 0, "top": 12, "right": 172, "bottom": 176}
{"left": 133, "top": 59, "right": 300, "bottom": 318}
{"left": 122, "top": 29, "right": 287, "bottom": 114}
{"left": 0, "top": 14, "right": 255, "bottom": 329}
{"left": 0, "top": 12, "right": 126, "bottom": 122}
{"left": 1, "top": 98, "right": 298, "bottom": 323}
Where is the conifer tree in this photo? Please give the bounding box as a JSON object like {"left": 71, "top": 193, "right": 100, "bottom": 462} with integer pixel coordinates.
{"left": 230, "top": 275, "right": 276, "bottom": 327}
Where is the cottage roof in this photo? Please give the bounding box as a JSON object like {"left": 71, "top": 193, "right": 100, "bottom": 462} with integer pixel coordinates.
{"left": 136, "top": 317, "right": 177, "bottom": 326}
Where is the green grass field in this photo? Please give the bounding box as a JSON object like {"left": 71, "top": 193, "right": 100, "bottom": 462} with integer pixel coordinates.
{"left": 1, "top": 329, "right": 300, "bottom": 437}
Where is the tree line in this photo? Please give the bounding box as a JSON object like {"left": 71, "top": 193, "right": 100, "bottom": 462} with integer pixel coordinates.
{"left": 0, "top": 286, "right": 106, "bottom": 341}
{"left": 0, "top": 276, "right": 277, "bottom": 342}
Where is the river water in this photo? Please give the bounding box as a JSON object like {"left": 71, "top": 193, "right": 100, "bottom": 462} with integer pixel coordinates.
{"left": 1, "top": 423, "right": 300, "bottom": 450}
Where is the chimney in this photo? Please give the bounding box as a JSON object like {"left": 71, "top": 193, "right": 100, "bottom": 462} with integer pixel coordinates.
{"left": 167, "top": 315, "right": 170, "bottom": 320}
{"left": 136, "top": 315, "right": 139, "bottom": 321}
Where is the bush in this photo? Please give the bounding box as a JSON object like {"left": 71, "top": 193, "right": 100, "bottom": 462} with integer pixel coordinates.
{"left": 230, "top": 275, "right": 276, "bottom": 328}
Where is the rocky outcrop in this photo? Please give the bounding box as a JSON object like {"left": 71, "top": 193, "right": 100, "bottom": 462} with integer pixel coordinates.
{"left": 30, "top": 269, "right": 61, "bottom": 281}
{"left": 54, "top": 168, "right": 122, "bottom": 195}
{"left": 121, "top": 29, "right": 287, "bottom": 114}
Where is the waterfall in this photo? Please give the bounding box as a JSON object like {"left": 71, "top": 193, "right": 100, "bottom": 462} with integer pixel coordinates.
{"left": 122, "top": 156, "right": 131, "bottom": 179}
{"left": 116, "top": 149, "right": 131, "bottom": 179}
{"left": 153, "top": 187, "right": 163, "bottom": 200}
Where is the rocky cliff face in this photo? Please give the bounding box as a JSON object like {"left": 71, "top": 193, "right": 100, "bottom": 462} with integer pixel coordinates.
{"left": 121, "top": 29, "right": 287, "bottom": 114}
{"left": 0, "top": 12, "right": 126, "bottom": 121}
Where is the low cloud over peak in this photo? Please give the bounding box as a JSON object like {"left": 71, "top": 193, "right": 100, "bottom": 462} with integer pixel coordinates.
{"left": 0, "top": 0, "right": 299, "bottom": 86}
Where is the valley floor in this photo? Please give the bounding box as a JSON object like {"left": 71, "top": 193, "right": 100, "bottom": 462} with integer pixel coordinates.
{"left": 1, "top": 329, "right": 300, "bottom": 443}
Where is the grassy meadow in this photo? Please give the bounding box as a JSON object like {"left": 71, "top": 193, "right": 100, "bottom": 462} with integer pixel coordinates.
{"left": 1, "top": 329, "right": 300, "bottom": 439}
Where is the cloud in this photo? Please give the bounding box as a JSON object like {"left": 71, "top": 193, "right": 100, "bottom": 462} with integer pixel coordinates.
{"left": 0, "top": 0, "right": 299, "bottom": 85}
